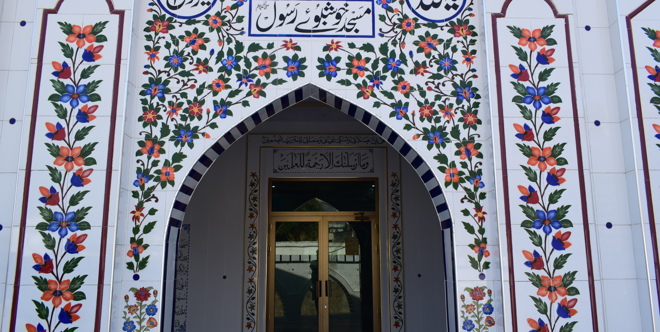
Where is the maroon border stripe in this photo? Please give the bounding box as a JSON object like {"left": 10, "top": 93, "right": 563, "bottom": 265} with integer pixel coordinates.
{"left": 492, "top": 1, "right": 599, "bottom": 330}
{"left": 626, "top": 0, "right": 660, "bottom": 315}
{"left": 9, "top": 1, "right": 124, "bottom": 331}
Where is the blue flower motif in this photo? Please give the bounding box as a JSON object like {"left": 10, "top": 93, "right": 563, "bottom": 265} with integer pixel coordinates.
{"left": 60, "top": 84, "right": 89, "bottom": 108}
{"left": 146, "top": 304, "right": 158, "bottom": 316}
{"left": 48, "top": 211, "right": 78, "bottom": 238}
{"left": 123, "top": 321, "right": 136, "bottom": 332}
{"left": 386, "top": 57, "right": 402, "bottom": 72}
{"left": 440, "top": 57, "right": 454, "bottom": 70}
{"left": 168, "top": 54, "right": 183, "bottom": 67}
{"left": 221, "top": 55, "right": 235, "bottom": 71}
{"left": 176, "top": 129, "right": 194, "bottom": 143}
{"left": 469, "top": 174, "right": 485, "bottom": 188}
{"left": 376, "top": 0, "right": 390, "bottom": 8}
{"left": 523, "top": 86, "right": 551, "bottom": 110}
{"left": 133, "top": 173, "right": 150, "bottom": 187}
{"left": 456, "top": 86, "right": 475, "bottom": 101}
{"left": 394, "top": 106, "right": 408, "bottom": 120}
{"left": 462, "top": 319, "right": 475, "bottom": 331}
{"left": 427, "top": 131, "right": 444, "bottom": 145}
{"left": 324, "top": 59, "right": 338, "bottom": 77}
{"left": 370, "top": 76, "right": 383, "bottom": 90}
{"left": 532, "top": 209, "right": 561, "bottom": 235}
{"left": 236, "top": 74, "right": 253, "bottom": 88}
{"left": 146, "top": 83, "right": 165, "bottom": 98}
{"left": 236, "top": 0, "right": 246, "bottom": 6}
{"left": 482, "top": 303, "right": 494, "bottom": 315}
{"left": 286, "top": 59, "right": 300, "bottom": 77}
{"left": 214, "top": 104, "right": 228, "bottom": 119}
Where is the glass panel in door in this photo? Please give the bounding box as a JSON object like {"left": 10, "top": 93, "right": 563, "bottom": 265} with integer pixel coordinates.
{"left": 327, "top": 221, "right": 373, "bottom": 332}
{"left": 274, "top": 222, "right": 319, "bottom": 332}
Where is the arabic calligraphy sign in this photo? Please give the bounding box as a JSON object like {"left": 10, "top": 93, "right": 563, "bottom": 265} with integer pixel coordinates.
{"left": 272, "top": 148, "right": 374, "bottom": 173}
{"left": 156, "top": 0, "right": 217, "bottom": 19}
{"left": 249, "top": 0, "right": 375, "bottom": 37}
{"left": 405, "top": 0, "right": 466, "bottom": 23}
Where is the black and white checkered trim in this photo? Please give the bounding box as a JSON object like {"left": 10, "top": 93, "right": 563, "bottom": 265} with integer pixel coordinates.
{"left": 164, "top": 83, "right": 457, "bottom": 332}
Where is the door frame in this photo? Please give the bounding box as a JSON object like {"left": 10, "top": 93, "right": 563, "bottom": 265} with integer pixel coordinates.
{"left": 266, "top": 211, "right": 381, "bottom": 331}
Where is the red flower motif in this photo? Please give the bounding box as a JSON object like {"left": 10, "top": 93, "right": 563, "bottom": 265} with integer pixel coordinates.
{"left": 397, "top": 81, "right": 411, "bottom": 94}
{"left": 32, "top": 253, "right": 54, "bottom": 274}
{"left": 257, "top": 57, "right": 272, "bottom": 76}
{"left": 131, "top": 206, "right": 144, "bottom": 223}
{"left": 518, "top": 185, "right": 540, "bottom": 204}
{"left": 150, "top": 20, "right": 170, "bottom": 34}
{"left": 523, "top": 250, "right": 545, "bottom": 270}
{"left": 160, "top": 166, "right": 175, "bottom": 181}
{"left": 351, "top": 58, "right": 367, "bottom": 77}
{"left": 360, "top": 85, "right": 374, "bottom": 99}
{"left": 52, "top": 61, "right": 71, "bottom": 79}
{"left": 207, "top": 16, "right": 222, "bottom": 29}
{"left": 418, "top": 36, "right": 439, "bottom": 54}
{"left": 463, "top": 112, "right": 478, "bottom": 125}
{"left": 473, "top": 207, "right": 487, "bottom": 222}
{"left": 127, "top": 242, "right": 145, "bottom": 258}
{"left": 134, "top": 287, "right": 151, "bottom": 302}
{"left": 140, "top": 140, "right": 161, "bottom": 158}
{"left": 249, "top": 84, "right": 263, "bottom": 98}
{"left": 459, "top": 142, "right": 479, "bottom": 160}
{"left": 509, "top": 64, "right": 530, "bottom": 81}
{"left": 145, "top": 48, "right": 160, "bottom": 62}
{"left": 282, "top": 38, "right": 298, "bottom": 50}
{"left": 188, "top": 102, "right": 203, "bottom": 117}
{"left": 211, "top": 79, "right": 226, "bottom": 92}
{"left": 469, "top": 286, "right": 485, "bottom": 301}
{"left": 142, "top": 109, "right": 158, "bottom": 123}
{"left": 444, "top": 168, "right": 460, "bottom": 183}
{"left": 415, "top": 64, "right": 430, "bottom": 76}
{"left": 326, "top": 39, "right": 342, "bottom": 52}
{"left": 184, "top": 33, "right": 205, "bottom": 51}
{"left": 527, "top": 318, "right": 550, "bottom": 332}
{"left": 39, "top": 186, "right": 60, "bottom": 206}
{"left": 419, "top": 105, "right": 435, "bottom": 118}
{"left": 401, "top": 18, "right": 415, "bottom": 32}
{"left": 462, "top": 54, "right": 476, "bottom": 66}
{"left": 453, "top": 24, "right": 472, "bottom": 37}
{"left": 46, "top": 122, "right": 66, "bottom": 141}
{"left": 513, "top": 123, "right": 535, "bottom": 141}
{"left": 194, "top": 62, "right": 209, "bottom": 74}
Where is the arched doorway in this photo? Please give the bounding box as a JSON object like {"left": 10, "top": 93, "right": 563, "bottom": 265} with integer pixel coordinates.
{"left": 161, "top": 86, "right": 457, "bottom": 332}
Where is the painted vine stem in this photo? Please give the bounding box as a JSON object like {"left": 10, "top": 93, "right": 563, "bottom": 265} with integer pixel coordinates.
{"left": 128, "top": 0, "right": 307, "bottom": 275}
{"left": 27, "top": 20, "right": 109, "bottom": 332}
{"left": 316, "top": 0, "right": 491, "bottom": 276}
{"left": 389, "top": 172, "right": 404, "bottom": 330}
{"left": 642, "top": 27, "right": 660, "bottom": 147}
{"left": 506, "top": 25, "right": 579, "bottom": 332}
{"left": 244, "top": 172, "right": 259, "bottom": 331}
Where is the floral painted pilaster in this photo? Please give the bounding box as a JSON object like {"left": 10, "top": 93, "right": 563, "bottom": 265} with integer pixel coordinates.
{"left": 642, "top": 27, "right": 660, "bottom": 148}
{"left": 506, "top": 25, "right": 579, "bottom": 332}
{"left": 24, "top": 20, "right": 109, "bottom": 332}
{"left": 122, "top": 287, "right": 160, "bottom": 332}
{"left": 389, "top": 172, "right": 404, "bottom": 330}
{"left": 243, "top": 172, "right": 259, "bottom": 332}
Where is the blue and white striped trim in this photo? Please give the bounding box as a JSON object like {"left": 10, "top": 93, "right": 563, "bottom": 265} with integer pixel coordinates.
{"left": 163, "top": 83, "right": 457, "bottom": 332}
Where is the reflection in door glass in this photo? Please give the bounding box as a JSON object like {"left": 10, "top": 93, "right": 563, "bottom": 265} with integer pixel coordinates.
{"left": 328, "top": 222, "right": 373, "bottom": 332}
{"left": 274, "top": 222, "right": 319, "bottom": 332}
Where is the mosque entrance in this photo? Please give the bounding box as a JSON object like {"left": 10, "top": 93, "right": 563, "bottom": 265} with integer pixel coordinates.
{"left": 267, "top": 179, "right": 381, "bottom": 332}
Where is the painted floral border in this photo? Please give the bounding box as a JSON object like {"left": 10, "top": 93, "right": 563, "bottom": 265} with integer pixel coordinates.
{"left": 243, "top": 172, "right": 259, "bottom": 331}
{"left": 389, "top": 172, "right": 404, "bottom": 330}
{"left": 460, "top": 286, "right": 495, "bottom": 331}
{"left": 642, "top": 27, "right": 660, "bottom": 146}
{"left": 506, "top": 25, "right": 579, "bottom": 332}
{"left": 26, "top": 20, "right": 109, "bottom": 332}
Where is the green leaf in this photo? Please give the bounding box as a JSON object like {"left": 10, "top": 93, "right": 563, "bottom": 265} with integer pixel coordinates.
{"left": 567, "top": 286, "right": 580, "bottom": 296}
{"left": 643, "top": 27, "right": 658, "bottom": 41}
{"left": 80, "top": 65, "right": 100, "bottom": 80}
{"left": 560, "top": 219, "right": 573, "bottom": 228}
{"left": 37, "top": 206, "right": 54, "bottom": 222}
{"left": 555, "top": 205, "right": 571, "bottom": 220}
{"left": 550, "top": 95, "right": 562, "bottom": 104}
{"left": 78, "top": 221, "right": 91, "bottom": 231}
{"left": 45, "top": 142, "right": 62, "bottom": 158}
{"left": 126, "top": 261, "right": 135, "bottom": 270}
{"left": 511, "top": 46, "right": 528, "bottom": 62}
{"left": 463, "top": 222, "right": 475, "bottom": 235}
{"left": 548, "top": 189, "right": 566, "bottom": 205}
{"left": 73, "top": 291, "right": 86, "bottom": 301}
{"left": 521, "top": 204, "right": 538, "bottom": 220}
{"left": 68, "top": 275, "right": 87, "bottom": 293}
{"left": 556, "top": 157, "right": 569, "bottom": 166}
{"left": 511, "top": 81, "right": 527, "bottom": 96}
{"left": 63, "top": 256, "right": 84, "bottom": 274}
{"left": 525, "top": 272, "right": 543, "bottom": 288}
{"left": 559, "top": 322, "right": 578, "bottom": 332}
{"left": 562, "top": 270, "right": 577, "bottom": 287}
{"left": 649, "top": 47, "right": 660, "bottom": 63}
{"left": 543, "top": 126, "right": 560, "bottom": 142}
{"left": 84, "top": 80, "right": 102, "bottom": 95}
{"left": 525, "top": 229, "right": 543, "bottom": 247}
{"left": 46, "top": 165, "right": 62, "bottom": 183}
{"left": 138, "top": 255, "right": 151, "bottom": 271}
{"left": 36, "top": 222, "right": 49, "bottom": 231}
{"left": 143, "top": 221, "right": 157, "bottom": 234}
{"left": 40, "top": 231, "right": 56, "bottom": 250}
{"left": 32, "top": 276, "right": 50, "bottom": 292}
{"left": 53, "top": 102, "right": 68, "bottom": 119}
{"left": 530, "top": 296, "right": 548, "bottom": 315}
{"left": 74, "top": 126, "right": 95, "bottom": 142}
{"left": 538, "top": 68, "right": 555, "bottom": 82}
{"left": 91, "top": 21, "right": 109, "bottom": 35}
{"left": 69, "top": 190, "right": 89, "bottom": 206}
{"left": 507, "top": 26, "right": 524, "bottom": 39}
{"left": 522, "top": 165, "right": 538, "bottom": 182}
{"left": 468, "top": 255, "right": 479, "bottom": 270}
{"left": 32, "top": 300, "right": 49, "bottom": 320}
{"left": 516, "top": 104, "right": 533, "bottom": 120}
{"left": 545, "top": 82, "right": 560, "bottom": 96}
{"left": 521, "top": 220, "right": 533, "bottom": 228}
{"left": 516, "top": 143, "right": 534, "bottom": 157}
{"left": 551, "top": 142, "right": 566, "bottom": 158}
{"left": 553, "top": 253, "right": 572, "bottom": 270}
{"left": 51, "top": 79, "right": 67, "bottom": 94}
{"left": 80, "top": 142, "right": 98, "bottom": 158}
{"left": 58, "top": 41, "right": 74, "bottom": 58}
{"left": 72, "top": 206, "right": 92, "bottom": 223}
{"left": 84, "top": 157, "right": 97, "bottom": 166}
{"left": 540, "top": 25, "right": 555, "bottom": 39}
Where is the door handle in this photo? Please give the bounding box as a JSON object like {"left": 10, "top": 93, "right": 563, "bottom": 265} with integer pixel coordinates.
{"left": 317, "top": 280, "right": 322, "bottom": 298}
{"left": 325, "top": 280, "right": 331, "bottom": 297}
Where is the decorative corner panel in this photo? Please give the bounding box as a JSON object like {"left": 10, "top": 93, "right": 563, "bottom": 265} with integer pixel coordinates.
{"left": 492, "top": 1, "right": 597, "bottom": 331}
